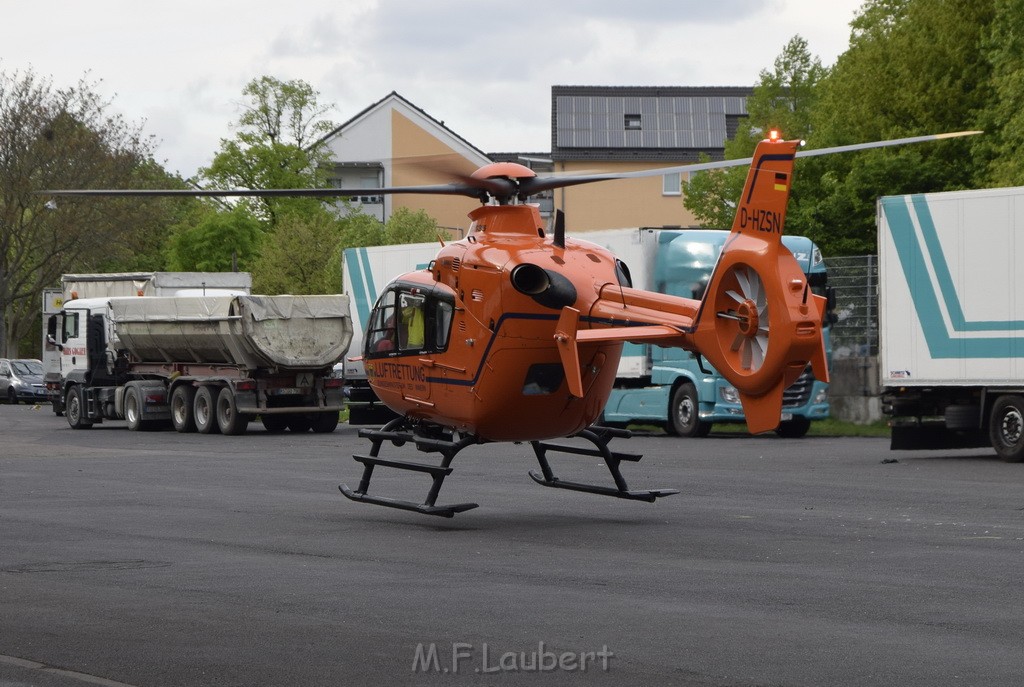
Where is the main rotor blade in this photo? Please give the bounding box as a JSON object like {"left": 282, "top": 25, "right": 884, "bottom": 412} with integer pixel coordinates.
{"left": 40, "top": 130, "right": 980, "bottom": 200}
{"left": 521, "top": 130, "right": 983, "bottom": 194}
{"left": 40, "top": 181, "right": 499, "bottom": 199}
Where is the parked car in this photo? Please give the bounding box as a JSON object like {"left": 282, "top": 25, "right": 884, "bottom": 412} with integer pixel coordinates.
{"left": 0, "top": 358, "right": 47, "bottom": 404}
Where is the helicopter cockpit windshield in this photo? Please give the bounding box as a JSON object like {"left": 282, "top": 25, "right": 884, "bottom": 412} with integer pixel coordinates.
{"left": 365, "top": 284, "right": 455, "bottom": 357}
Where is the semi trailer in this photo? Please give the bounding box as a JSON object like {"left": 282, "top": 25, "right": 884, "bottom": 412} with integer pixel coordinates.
{"left": 50, "top": 293, "right": 353, "bottom": 434}
{"left": 879, "top": 185, "right": 1024, "bottom": 460}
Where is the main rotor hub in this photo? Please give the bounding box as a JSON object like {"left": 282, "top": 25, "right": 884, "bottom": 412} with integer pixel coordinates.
{"left": 471, "top": 162, "right": 537, "bottom": 182}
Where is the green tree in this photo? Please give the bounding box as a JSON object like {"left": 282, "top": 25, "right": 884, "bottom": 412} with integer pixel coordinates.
{"left": 684, "top": 36, "right": 826, "bottom": 228}
{"left": 981, "top": 0, "right": 1024, "bottom": 185}
{"left": 250, "top": 206, "right": 345, "bottom": 294}
{"left": 0, "top": 69, "right": 175, "bottom": 356}
{"left": 200, "top": 76, "right": 336, "bottom": 227}
{"left": 793, "top": 0, "right": 994, "bottom": 255}
{"left": 166, "top": 204, "right": 262, "bottom": 272}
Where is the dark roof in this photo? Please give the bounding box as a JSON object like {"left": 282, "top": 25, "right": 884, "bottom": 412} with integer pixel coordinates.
{"left": 551, "top": 85, "right": 753, "bottom": 162}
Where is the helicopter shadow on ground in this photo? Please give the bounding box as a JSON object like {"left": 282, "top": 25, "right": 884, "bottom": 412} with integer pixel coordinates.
{"left": 330, "top": 504, "right": 669, "bottom": 535}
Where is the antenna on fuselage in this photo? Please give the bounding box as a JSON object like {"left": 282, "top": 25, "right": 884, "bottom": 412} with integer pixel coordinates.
{"left": 551, "top": 209, "right": 566, "bottom": 249}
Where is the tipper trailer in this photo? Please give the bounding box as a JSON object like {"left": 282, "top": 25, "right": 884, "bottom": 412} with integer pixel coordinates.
{"left": 53, "top": 293, "right": 353, "bottom": 434}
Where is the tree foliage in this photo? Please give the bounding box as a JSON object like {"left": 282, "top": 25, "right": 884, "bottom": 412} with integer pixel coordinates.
{"left": 166, "top": 204, "right": 262, "bottom": 272}
{"left": 251, "top": 206, "right": 446, "bottom": 296}
{"left": 250, "top": 206, "right": 345, "bottom": 295}
{"left": 684, "top": 1, "right": 1013, "bottom": 257}
{"left": 199, "top": 76, "right": 336, "bottom": 227}
{"left": 684, "top": 36, "right": 826, "bottom": 228}
{"left": 789, "top": 0, "right": 995, "bottom": 255}
{"left": 0, "top": 68, "right": 180, "bottom": 356}
{"left": 981, "top": 0, "right": 1024, "bottom": 185}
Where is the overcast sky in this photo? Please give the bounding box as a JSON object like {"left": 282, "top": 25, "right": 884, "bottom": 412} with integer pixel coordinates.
{"left": 3, "top": 0, "right": 864, "bottom": 180}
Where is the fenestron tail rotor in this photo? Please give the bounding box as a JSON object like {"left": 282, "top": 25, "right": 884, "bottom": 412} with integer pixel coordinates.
{"left": 719, "top": 265, "right": 770, "bottom": 373}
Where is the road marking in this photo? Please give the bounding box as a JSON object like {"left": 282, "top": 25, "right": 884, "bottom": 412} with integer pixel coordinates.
{"left": 0, "top": 654, "right": 140, "bottom": 687}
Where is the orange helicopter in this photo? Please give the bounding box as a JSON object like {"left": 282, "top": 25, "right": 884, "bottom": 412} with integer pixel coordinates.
{"left": 45, "top": 130, "right": 979, "bottom": 517}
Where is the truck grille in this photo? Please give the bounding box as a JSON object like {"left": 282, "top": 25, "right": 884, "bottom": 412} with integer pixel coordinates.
{"left": 782, "top": 366, "right": 814, "bottom": 408}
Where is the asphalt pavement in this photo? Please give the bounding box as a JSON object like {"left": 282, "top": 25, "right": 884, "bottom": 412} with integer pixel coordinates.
{"left": 2, "top": 404, "right": 1023, "bottom": 686}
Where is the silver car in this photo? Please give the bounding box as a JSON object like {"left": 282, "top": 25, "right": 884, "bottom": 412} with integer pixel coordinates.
{"left": 0, "top": 358, "right": 47, "bottom": 405}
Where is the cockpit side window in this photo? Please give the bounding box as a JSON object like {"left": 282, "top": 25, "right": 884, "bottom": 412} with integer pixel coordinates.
{"left": 398, "top": 292, "right": 426, "bottom": 351}
{"left": 366, "top": 291, "right": 398, "bottom": 355}
{"left": 366, "top": 286, "right": 455, "bottom": 357}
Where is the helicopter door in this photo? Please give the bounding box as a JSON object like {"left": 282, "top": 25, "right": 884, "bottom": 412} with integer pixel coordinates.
{"left": 365, "top": 285, "right": 456, "bottom": 404}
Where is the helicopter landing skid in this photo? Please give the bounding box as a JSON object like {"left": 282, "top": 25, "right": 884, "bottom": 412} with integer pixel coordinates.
{"left": 339, "top": 420, "right": 480, "bottom": 518}
{"left": 528, "top": 427, "right": 679, "bottom": 502}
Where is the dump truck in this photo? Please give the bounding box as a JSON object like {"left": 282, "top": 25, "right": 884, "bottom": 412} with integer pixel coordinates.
{"left": 52, "top": 293, "right": 353, "bottom": 434}
{"left": 43, "top": 272, "right": 252, "bottom": 408}
{"left": 879, "top": 185, "right": 1024, "bottom": 460}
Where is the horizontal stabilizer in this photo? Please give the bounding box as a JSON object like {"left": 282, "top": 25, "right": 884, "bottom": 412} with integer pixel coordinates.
{"left": 577, "top": 324, "right": 683, "bottom": 344}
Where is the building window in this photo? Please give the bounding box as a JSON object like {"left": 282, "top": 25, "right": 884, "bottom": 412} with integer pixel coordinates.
{"left": 662, "top": 172, "right": 682, "bottom": 196}
{"left": 624, "top": 114, "right": 642, "bottom": 130}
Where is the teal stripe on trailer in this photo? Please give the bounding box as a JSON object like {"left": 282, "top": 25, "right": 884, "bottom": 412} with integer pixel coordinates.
{"left": 882, "top": 197, "right": 1020, "bottom": 358}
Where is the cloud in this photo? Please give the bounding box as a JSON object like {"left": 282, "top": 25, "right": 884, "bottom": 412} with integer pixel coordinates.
{"left": 2, "top": 0, "right": 863, "bottom": 178}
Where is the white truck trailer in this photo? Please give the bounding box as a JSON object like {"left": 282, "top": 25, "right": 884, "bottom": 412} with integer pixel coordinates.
{"left": 879, "top": 185, "right": 1024, "bottom": 460}
{"left": 52, "top": 294, "right": 352, "bottom": 434}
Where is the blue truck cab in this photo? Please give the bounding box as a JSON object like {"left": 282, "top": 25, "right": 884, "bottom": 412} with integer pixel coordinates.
{"left": 600, "top": 228, "right": 832, "bottom": 438}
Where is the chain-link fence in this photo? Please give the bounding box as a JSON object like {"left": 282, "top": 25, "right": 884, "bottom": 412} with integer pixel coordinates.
{"left": 825, "top": 255, "right": 878, "bottom": 359}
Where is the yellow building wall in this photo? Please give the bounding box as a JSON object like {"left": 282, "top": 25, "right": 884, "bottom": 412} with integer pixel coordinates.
{"left": 555, "top": 161, "right": 702, "bottom": 232}
{"left": 390, "top": 110, "right": 481, "bottom": 235}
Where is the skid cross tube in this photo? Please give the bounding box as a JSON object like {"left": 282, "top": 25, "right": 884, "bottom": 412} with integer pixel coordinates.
{"left": 339, "top": 419, "right": 480, "bottom": 518}
{"left": 528, "top": 427, "right": 679, "bottom": 502}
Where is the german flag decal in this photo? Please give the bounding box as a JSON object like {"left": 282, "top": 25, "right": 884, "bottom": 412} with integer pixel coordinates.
{"left": 774, "top": 172, "right": 788, "bottom": 192}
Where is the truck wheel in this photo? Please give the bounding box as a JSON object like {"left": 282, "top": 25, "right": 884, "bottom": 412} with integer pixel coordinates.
{"left": 666, "top": 383, "right": 711, "bottom": 437}
{"left": 170, "top": 385, "right": 197, "bottom": 433}
{"left": 990, "top": 395, "right": 1024, "bottom": 462}
{"left": 287, "top": 415, "right": 314, "bottom": 433}
{"left": 311, "top": 411, "right": 340, "bottom": 433}
{"left": 260, "top": 415, "right": 289, "bottom": 433}
{"left": 775, "top": 417, "right": 812, "bottom": 438}
{"left": 65, "top": 386, "right": 93, "bottom": 430}
{"left": 216, "top": 387, "right": 249, "bottom": 435}
{"left": 194, "top": 386, "right": 220, "bottom": 434}
{"left": 125, "top": 386, "right": 144, "bottom": 431}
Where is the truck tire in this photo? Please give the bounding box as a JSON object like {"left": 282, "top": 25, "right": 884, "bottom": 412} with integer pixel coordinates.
{"left": 989, "top": 395, "right": 1024, "bottom": 462}
{"left": 775, "top": 417, "right": 811, "bottom": 438}
{"left": 666, "top": 383, "right": 711, "bottom": 437}
{"left": 65, "top": 385, "right": 93, "bottom": 430}
{"left": 216, "top": 387, "right": 249, "bottom": 436}
{"left": 260, "top": 415, "right": 289, "bottom": 433}
{"left": 311, "top": 411, "right": 340, "bottom": 434}
{"left": 170, "top": 385, "right": 197, "bottom": 433}
{"left": 124, "top": 386, "right": 144, "bottom": 431}
{"left": 194, "top": 386, "right": 220, "bottom": 434}
{"left": 287, "top": 415, "right": 314, "bottom": 433}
